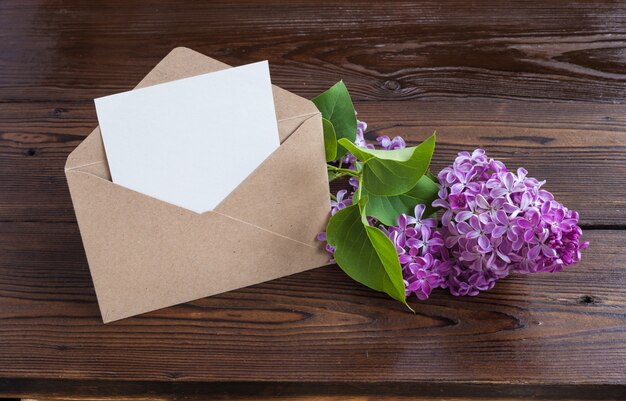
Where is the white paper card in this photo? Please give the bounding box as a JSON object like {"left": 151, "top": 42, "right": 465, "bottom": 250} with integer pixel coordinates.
{"left": 95, "top": 61, "right": 280, "bottom": 213}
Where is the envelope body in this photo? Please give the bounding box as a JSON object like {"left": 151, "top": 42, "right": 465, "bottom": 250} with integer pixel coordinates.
{"left": 65, "top": 47, "right": 331, "bottom": 323}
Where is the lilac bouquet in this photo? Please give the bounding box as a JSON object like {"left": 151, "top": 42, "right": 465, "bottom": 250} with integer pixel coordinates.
{"left": 313, "top": 82, "right": 587, "bottom": 308}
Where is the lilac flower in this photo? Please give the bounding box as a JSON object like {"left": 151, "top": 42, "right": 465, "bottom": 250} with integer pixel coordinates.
{"left": 410, "top": 225, "right": 444, "bottom": 254}
{"left": 319, "top": 189, "right": 355, "bottom": 262}
{"left": 394, "top": 214, "right": 417, "bottom": 247}
{"left": 408, "top": 204, "right": 438, "bottom": 230}
{"left": 489, "top": 172, "right": 526, "bottom": 200}
{"left": 354, "top": 120, "right": 369, "bottom": 147}
{"left": 387, "top": 211, "right": 443, "bottom": 300}
{"left": 405, "top": 263, "right": 441, "bottom": 300}
{"left": 435, "top": 149, "right": 588, "bottom": 296}
{"left": 316, "top": 232, "right": 336, "bottom": 262}
{"left": 341, "top": 120, "right": 373, "bottom": 168}
{"left": 376, "top": 135, "right": 406, "bottom": 150}
{"left": 397, "top": 242, "right": 420, "bottom": 265}
{"left": 318, "top": 116, "right": 588, "bottom": 303}
{"left": 457, "top": 215, "right": 491, "bottom": 250}
{"left": 330, "top": 189, "right": 352, "bottom": 215}
{"left": 485, "top": 210, "right": 515, "bottom": 239}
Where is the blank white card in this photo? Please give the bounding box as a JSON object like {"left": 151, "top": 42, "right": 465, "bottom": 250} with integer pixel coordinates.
{"left": 95, "top": 61, "right": 280, "bottom": 213}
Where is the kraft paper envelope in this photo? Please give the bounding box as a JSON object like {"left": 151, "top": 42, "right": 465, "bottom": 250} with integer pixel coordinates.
{"left": 65, "top": 47, "right": 331, "bottom": 323}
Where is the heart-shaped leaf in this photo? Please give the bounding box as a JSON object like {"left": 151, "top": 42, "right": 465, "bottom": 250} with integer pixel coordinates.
{"left": 312, "top": 81, "right": 357, "bottom": 158}
{"left": 355, "top": 175, "right": 440, "bottom": 226}
{"left": 339, "top": 133, "right": 436, "bottom": 196}
{"left": 326, "top": 197, "right": 411, "bottom": 310}
{"left": 321, "top": 117, "right": 337, "bottom": 162}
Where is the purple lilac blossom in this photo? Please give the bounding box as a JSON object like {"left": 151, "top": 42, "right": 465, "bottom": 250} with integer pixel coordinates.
{"left": 432, "top": 149, "right": 588, "bottom": 297}
{"left": 330, "top": 189, "right": 352, "bottom": 215}
{"left": 376, "top": 135, "right": 406, "bottom": 150}
{"left": 320, "top": 121, "right": 588, "bottom": 301}
{"left": 385, "top": 204, "right": 445, "bottom": 300}
{"left": 341, "top": 120, "right": 373, "bottom": 169}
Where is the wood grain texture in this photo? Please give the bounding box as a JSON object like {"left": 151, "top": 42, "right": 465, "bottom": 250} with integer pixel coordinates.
{"left": 0, "top": 226, "right": 624, "bottom": 387}
{"left": 0, "top": 0, "right": 625, "bottom": 399}
{"left": 1, "top": 1, "right": 626, "bottom": 104}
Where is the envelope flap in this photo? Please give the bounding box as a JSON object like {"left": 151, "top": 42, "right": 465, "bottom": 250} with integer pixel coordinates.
{"left": 65, "top": 47, "right": 319, "bottom": 171}
{"left": 214, "top": 113, "right": 329, "bottom": 244}
{"left": 65, "top": 126, "right": 108, "bottom": 172}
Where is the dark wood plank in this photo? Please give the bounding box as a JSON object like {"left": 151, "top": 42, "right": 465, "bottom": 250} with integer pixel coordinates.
{"left": 18, "top": 395, "right": 626, "bottom": 401}
{"left": 6, "top": 381, "right": 626, "bottom": 400}
{"left": 0, "top": 224, "right": 623, "bottom": 391}
{"left": 1, "top": 1, "right": 626, "bottom": 104}
{"left": 1, "top": 100, "right": 624, "bottom": 225}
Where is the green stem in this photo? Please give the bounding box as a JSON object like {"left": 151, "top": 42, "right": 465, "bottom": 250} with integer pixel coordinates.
{"left": 328, "top": 172, "right": 350, "bottom": 182}
{"left": 329, "top": 193, "right": 337, "bottom": 201}
{"left": 327, "top": 165, "right": 359, "bottom": 176}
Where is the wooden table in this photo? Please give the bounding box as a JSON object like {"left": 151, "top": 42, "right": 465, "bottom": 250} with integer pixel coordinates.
{"left": 1, "top": 1, "right": 625, "bottom": 400}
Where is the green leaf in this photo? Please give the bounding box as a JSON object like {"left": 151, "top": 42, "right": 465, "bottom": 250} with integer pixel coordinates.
{"left": 338, "top": 133, "right": 436, "bottom": 196}
{"left": 321, "top": 117, "right": 337, "bottom": 162}
{"left": 358, "top": 175, "right": 440, "bottom": 226}
{"left": 426, "top": 169, "right": 437, "bottom": 182}
{"left": 326, "top": 197, "right": 412, "bottom": 310}
{"left": 312, "top": 81, "right": 357, "bottom": 158}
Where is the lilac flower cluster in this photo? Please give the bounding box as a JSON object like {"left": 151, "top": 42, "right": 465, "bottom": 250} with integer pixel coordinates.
{"left": 432, "top": 149, "right": 588, "bottom": 296}
{"left": 383, "top": 205, "right": 446, "bottom": 300}
{"left": 321, "top": 122, "right": 587, "bottom": 301}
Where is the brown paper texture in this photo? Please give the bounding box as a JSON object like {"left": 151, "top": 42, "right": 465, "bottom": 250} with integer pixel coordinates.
{"left": 65, "top": 47, "right": 331, "bottom": 323}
